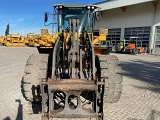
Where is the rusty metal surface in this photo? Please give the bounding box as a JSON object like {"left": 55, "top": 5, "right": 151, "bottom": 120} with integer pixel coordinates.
{"left": 40, "top": 77, "right": 100, "bottom": 119}
{"left": 48, "top": 79, "right": 96, "bottom": 91}
{"left": 49, "top": 109, "right": 97, "bottom": 118}
{"left": 43, "top": 79, "right": 96, "bottom": 116}
{"left": 68, "top": 50, "right": 79, "bottom": 79}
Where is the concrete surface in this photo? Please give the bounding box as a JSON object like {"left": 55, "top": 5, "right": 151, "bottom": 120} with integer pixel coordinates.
{"left": 0, "top": 46, "right": 160, "bottom": 120}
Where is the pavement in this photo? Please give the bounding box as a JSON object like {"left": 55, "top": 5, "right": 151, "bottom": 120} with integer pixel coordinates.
{"left": 0, "top": 46, "right": 160, "bottom": 120}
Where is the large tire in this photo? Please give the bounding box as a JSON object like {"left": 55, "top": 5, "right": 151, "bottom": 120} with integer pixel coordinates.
{"left": 21, "top": 54, "right": 49, "bottom": 102}
{"left": 98, "top": 55, "right": 123, "bottom": 103}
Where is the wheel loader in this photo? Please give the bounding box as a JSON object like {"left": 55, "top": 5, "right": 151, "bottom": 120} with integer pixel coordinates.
{"left": 38, "top": 28, "right": 55, "bottom": 47}
{"left": 22, "top": 4, "right": 123, "bottom": 120}
{"left": 27, "top": 33, "right": 40, "bottom": 47}
{"left": 4, "top": 34, "right": 25, "bottom": 47}
{"left": 26, "top": 29, "right": 55, "bottom": 47}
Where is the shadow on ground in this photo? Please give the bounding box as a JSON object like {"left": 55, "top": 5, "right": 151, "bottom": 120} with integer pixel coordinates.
{"left": 3, "top": 99, "right": 41, "bottom": 120}
{"left": 127, "top": 110, "right": 160, "bottom": 120}
{"left": 3, "top": 117, "right": 11, "bottom": 120}
{"left": 20, "top": 79, "right": 41, "bottom": 114}
{"left": 3, "top": 99, "right": 23, "bottom": 120}
{"left": 15, "top": 99, "right": 23, "bottom": 120}
{"left": 121, "top": 59, "right": 160, "bottom": 93}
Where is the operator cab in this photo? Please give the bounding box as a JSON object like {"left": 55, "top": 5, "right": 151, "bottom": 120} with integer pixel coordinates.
{"left": 54, "top": 4, "right": 97, "bottom": 33}
{"left": 44, "top": 4, "right": 98, "bottom": 33}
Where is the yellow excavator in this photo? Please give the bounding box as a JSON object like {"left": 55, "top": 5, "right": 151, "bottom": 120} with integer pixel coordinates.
{"left": 21, "top": 4, "right": 123, "bottom": 120}
{"left": 4, "top": 34, "right": 25, "bottom": 47}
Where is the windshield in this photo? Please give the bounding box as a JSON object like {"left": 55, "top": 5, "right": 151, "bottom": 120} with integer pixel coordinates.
{"left": 57, "top": 7, "right": 93, "bottom": 33}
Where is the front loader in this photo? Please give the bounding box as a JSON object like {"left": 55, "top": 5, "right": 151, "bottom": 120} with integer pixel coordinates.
{"left": 38, "top": 28, "right": 55, "bottom": 47}
{"left": 4, "top": 34, "right": 25, "bottom": 47}
{"left": 22, "top": 4, "right": 123, "bottom": 120}
{"left": 27, "top": 33, "right": 40, "bottom": 47}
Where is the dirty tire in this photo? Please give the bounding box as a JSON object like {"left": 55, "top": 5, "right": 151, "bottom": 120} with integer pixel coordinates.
{"left": 21, "top": 54, "right": 49, "bottom": 102}
{"left": 98, "top": 55, "right": 123, "bottom": 103}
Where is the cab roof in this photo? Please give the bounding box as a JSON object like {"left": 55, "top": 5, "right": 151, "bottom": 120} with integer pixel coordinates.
{"left": 54, "top": 4, "right": 97, "bottom": 8}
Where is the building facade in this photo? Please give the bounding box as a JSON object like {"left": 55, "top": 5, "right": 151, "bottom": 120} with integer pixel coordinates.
{"left": 94, "top": 0, "right": 160, "bottom": 54}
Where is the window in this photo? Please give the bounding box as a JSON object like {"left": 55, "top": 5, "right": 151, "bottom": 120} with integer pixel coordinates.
{"left": 107, "top": 28, "right": 121, "bottom": 45}
{"left": 124, "top": 26, "right": 151, "bottom": 47}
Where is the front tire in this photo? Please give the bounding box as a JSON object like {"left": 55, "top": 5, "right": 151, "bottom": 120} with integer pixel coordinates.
{"left": 96, "top": 55, "right": 123, "bottom": 119}
{"left": 21, "top": 54, "right": 49, "bottom": 102}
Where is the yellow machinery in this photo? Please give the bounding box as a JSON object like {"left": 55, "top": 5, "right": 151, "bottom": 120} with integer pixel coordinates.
{"left": 115, "top": 39, "right": 126, "bottom": 53}
{"left": 0, "top": 36, "right": 5, "bottom": 45}
{"left": 27, "top": 33, "right": 40, "bottom": 47}
{"left": 38, "top": 28, "right": 54, "bottom": 46}
{"left": 4, "top": 34, "right": 25, "bottom": 47}
{"left": 23, "top": 36, "right": 29, "bottom": 46}
{"left": 92, "top": 28, "right": 112, "bottom": 54}
{"left": 26, "top": 29, "right": 56, "bottom": 47}
{"left": 22, "top": 4, "right": 123, "bottom": 120}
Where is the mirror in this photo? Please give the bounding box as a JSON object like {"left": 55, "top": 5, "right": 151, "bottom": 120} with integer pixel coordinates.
{"left": 44, "top": 12, "right": 48, "bottom": 23}
{"left": 95, "top": 11, "right": 101, "bottom": 22}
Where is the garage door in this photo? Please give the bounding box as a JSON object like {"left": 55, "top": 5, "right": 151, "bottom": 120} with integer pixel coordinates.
{"left": 154, "top": 26, "right": 160, "bottom": 54}
{"left": 124, "top": 26, "right": 151, "bottom": 47}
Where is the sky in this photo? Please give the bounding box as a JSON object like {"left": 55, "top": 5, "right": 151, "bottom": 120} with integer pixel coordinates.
{"left": 0, "top": 0, "right": 103, "bottom": 36}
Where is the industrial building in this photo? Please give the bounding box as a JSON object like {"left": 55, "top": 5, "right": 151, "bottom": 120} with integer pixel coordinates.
{"left": 94, "top": 0, "right": 160, "bottom": 54}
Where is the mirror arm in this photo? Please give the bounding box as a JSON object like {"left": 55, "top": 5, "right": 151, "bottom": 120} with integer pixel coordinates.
{"left": 44, "top": 12, "right": 57, "bottom": 26}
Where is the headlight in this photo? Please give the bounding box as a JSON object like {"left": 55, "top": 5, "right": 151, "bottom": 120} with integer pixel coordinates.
{"left": 55, "top": 5, "right": 63, "bottom": 9}
{"left": 59, "top": 6, "right": 63, "bottom": 9}
{"left": 87, "top": 6, "right": 91, "bottom": 9}
{"left": 91, "top": 6, "right": 95, "bottom": 9}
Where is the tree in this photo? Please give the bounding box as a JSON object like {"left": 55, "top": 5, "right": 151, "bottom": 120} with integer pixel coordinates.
{"left": 5, "top": 23, "right": 10, "bottom": 36}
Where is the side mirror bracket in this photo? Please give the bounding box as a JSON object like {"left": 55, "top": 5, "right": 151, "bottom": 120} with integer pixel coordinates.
{"left": 44, "top": 12, "right": 57, "bottom": 26}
